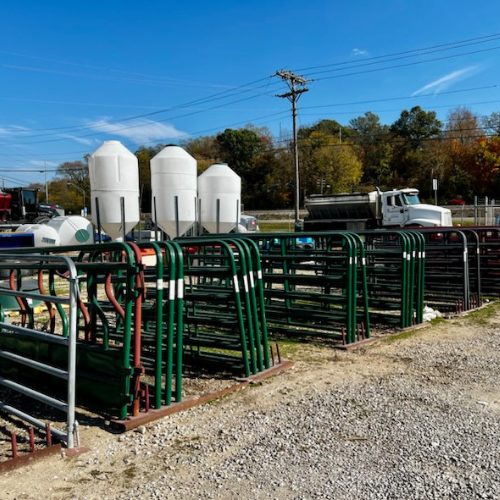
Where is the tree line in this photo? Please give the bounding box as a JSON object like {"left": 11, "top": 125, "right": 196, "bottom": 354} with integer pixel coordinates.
{"left": 42, "top": 105, "right": 500, "bottom": 214}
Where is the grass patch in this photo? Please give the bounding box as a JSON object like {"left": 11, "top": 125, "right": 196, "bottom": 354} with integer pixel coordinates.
{"left": 259, "top": 221, "right": 295, "bottom": 233}
{"left": 380, "top": 327, "right": 424, "bottom": 344}
{"left": 462, "top": 301, "right": 500, "bottom": 325}
{"left": 430, "top": 317, "right": 446, "bottom": 326}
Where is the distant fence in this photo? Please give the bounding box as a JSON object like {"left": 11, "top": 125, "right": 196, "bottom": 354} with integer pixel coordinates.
{"left": 247, "top": 206, "right": 500, "bottom": 227}
{"left": 446, "top": 203, "right": 500, "bottom": 226}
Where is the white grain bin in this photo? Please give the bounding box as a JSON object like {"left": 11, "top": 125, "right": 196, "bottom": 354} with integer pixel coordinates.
{"left": 47, "top": 216, "right": 93, "bottom": 246}
{"left": 88, "top": 140, "right": 140, "bottom": 241}
{"left": 198, "top": 163, "right": 241, "bottom": 233}
{"left": 150, "top": 146, "right": 197, "bottom": 238}
{"left": 15, "top": 224, "right": 61, "bottom": 247}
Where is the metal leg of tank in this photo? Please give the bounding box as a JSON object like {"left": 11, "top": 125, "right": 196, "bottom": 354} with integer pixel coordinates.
{"left": 169, "top": 241, "right": 184, "bottom": 403}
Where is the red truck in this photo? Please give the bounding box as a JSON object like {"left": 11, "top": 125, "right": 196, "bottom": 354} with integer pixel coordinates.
{"left": 0, "top": 187, "right": 55, "bottom": 225}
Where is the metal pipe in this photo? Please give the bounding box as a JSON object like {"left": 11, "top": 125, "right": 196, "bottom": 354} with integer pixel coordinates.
{"left": 29, "top": 427, "right": 35, "bottom": 453}
{"left": 120, "top": 196, "right": 126, "bottom": 242}
{"left": 216, "top": 198, "right": 220, "bottom": 234}
{"left": 2, "top": 400, "right": 67, "bottom": 441}
{"left": 153, "top": 196, "right": 158, "bottom": 242}
{"left": 175, "top": 195, "right": 180, "bottom": 238}
{"left": 0, "top": 378, "right": 68, "bottom": 413}
{"left": 95, "top": 197, "right": 102, "bottom": 243}
{"left": 0, "top": 350, "right": 68, "bottom": 379}
{"left": 11, "top": 433, "right": 17, "bottom": 459}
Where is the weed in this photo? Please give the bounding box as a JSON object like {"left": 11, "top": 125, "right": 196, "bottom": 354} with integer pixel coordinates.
{"left": 463, "top": 301, "right": 500, "bottom": 325}
{"left": 124, "top": 465, "right": 137, "bottom": 480}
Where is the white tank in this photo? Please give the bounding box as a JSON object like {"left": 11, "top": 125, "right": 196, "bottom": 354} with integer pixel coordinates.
{"left": 15, "top": 224, "right": 61, "bottom": 247}
{"left": 150, "top": 146, "right": 197, "bottom": 238}
{"left": 89, "top": 140, "right": 140, "bottom": 241}
{"left": 198, "top": 163, "right": 241, "bottom": 233}
{"left": 47, "top": 216, "right": 93, "bottom": 246}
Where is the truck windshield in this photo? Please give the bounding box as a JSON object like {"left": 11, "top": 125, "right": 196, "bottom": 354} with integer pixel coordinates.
{"left": 403, "top": 193, "right": 420, "bottom": 205}
{"left": 22, "top": 190, "right": 37, "bottom": 208}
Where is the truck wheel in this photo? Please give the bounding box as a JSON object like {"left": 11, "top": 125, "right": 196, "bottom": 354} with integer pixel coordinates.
{"left": 33, "top": 216, "right": 51, "bottom": 224}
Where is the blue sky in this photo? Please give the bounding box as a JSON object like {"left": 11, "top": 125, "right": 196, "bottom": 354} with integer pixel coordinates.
{"left": 1, "top": 0, "right": 500, "bottom": 186}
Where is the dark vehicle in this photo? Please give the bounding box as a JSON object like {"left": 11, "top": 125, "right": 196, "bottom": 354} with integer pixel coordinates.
{"left": 0, "top": 187, "right": 55, "bottom": 224}
{"left": 39, "top": 203, "right": 65, "bottom": 216}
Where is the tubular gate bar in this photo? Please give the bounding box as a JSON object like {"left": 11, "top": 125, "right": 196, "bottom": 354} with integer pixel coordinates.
{"left": 0, "top": 254, "right": 79, "bottom": 449}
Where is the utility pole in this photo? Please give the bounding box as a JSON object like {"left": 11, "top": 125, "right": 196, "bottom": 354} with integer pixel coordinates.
{"left": 274, "top": 70, "right": 310, "bottom": 228}
{"left": 44, "top": 159, "right": 48, "bottom": 202}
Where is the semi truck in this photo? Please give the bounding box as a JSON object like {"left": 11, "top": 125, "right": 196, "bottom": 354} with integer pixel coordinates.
{"left": 303, "top": 188, "right": 452, "bottom": 231}
{"left": 0, "top": 187, "right": 56, "bottom": 226}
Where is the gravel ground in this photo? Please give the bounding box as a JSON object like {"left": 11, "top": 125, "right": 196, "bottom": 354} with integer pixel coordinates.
{"left": 1, "top": 305, "right": 500, "bottom": 499}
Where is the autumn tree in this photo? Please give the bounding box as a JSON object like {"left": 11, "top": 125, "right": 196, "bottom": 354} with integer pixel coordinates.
{"left": 181, "top": 135, "right": 220, "bottom": 173}
{"left": 482, "top": 111, "right": 500, "bottom": 136}
{"left": 438, "top": 107, "right": 482, "bottom": 201}
{"left": 473, "top": 135, "right": 500, "bottom": 196}
{"left": 56, "top": 158, "right": 89, "bottom": 185}
{"left": 298, "top": 131, "right": 362, "bottom": 195}
{"left": 55, "top": 158, "right": 90, "bottom": 212}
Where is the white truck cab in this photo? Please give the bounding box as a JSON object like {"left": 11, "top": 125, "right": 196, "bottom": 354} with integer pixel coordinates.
{"left": 382, "top": 189, "right": 452, "bottom": 227}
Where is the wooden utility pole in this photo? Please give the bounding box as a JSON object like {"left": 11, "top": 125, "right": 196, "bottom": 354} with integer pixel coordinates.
{"left": 274, "top": 70, "right": 310, "bottom": 228}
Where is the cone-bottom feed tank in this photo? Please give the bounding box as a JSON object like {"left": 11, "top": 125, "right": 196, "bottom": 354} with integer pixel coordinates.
{"left": 150, "top": 146, "right": 197, "bottom": 239}
{"left": 89, "top": 140, "right": 140, "bottom": 241}
{"left": 198, "top": 163, "right": 241, "bottom": 234}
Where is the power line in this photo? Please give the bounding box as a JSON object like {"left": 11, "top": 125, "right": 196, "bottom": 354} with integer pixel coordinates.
{"left": 9, "top": 36, "right": 498, "bottom": 145}
{"left": 309, "top": 46, "right": 500, "bottom": 82}
{"left": 3, "top": 77, "right": 281, "bottom": 140}
{"left": 293, "top": 33, "right": 500, "bottom": 73}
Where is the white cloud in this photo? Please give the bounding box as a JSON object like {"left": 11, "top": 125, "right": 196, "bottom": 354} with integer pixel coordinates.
{"left": 351, "top": 48, "right": 368, "bottom": 57}
{"left": 29, "top": 160, "right": 58, "bottom": 167}
{"left": 89, "top": 118, "right": 187, "bottom": 144}
{"left": 411, "top": 66, "right": 479, "bottom": 96}
{"left": 0, "top": 125, "right": 31, "bottom": 136}
{"left": 58, "top": 133, "right": 95, "bottom": 146}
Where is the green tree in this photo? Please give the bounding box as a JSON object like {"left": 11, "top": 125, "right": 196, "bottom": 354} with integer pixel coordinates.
{"left": 216, "top": 128, "right": 262, "bottom": 177}
{"left": 299, "top": 132, "right": 362, "bottom": 194}
{"left": 313, "top": 140, "right": 362, "bottom": 193}
{"left": 389, "top": 106, "right": 443, "bottom": 189}
{"left": 390, "top": 106, "right": 442, "bottom": 151}
{"left": 135, "top": 144, "right": 166, "bottom": 212}
{"left": 298, "top": 119, "right": 349, "bottom": 142}
{"left": 216, "top": 128, "right": 266, "bottom": 208}
{"left": 349, "top": 112, "right": 393, "bottom": 188}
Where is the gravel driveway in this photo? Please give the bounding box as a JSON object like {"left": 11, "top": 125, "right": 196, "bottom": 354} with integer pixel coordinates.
{"left": 1, "top": 305, "right": 500, "bottom": 499}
